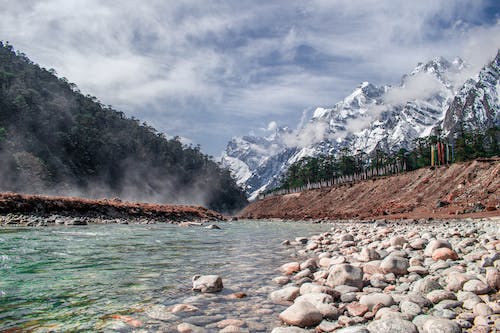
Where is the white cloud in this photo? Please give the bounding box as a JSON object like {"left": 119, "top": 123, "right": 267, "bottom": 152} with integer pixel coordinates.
{"left": 384, "top": 72, "right": 445, "bottom": 105}
{"left": 1, "top": 0, "right": 498, "bottom": 154}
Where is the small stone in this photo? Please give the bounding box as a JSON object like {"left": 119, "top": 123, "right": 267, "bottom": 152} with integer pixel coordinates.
{"left": 424, "top": 239, "right": 452, "bottom": 257}
{"left": 463, "top": 279, "right": 490, "bottom": 294}
{"left": 280, "top": 262, "right": 301, "bottom": 275}
{"left": 400, "top": 300, "right": 421, "bottom": 318}
{"left": 228, "top": 292, "right": 247, "bottom": 299}
{"left": 407, "top": 266, "right": 428, "bottom": 275}
{"left": 422, "top": 317, "right": 461, "bottom": 333}
{"left": 177, "top": 322, "right": 206, "bottom": 333}
{"left": 426, "top": 290, "right": 456, "bottom": 304}
{"left": 279, "top": 301, "right": 323, "bottom": 328}
{"left": 358, "top": 247, "right": 381, "bottom": 262}
{"left": 146, "top": 304, "right": 179, "bottom": 321}
{"left": 359, "top": 293, "right": 394, "bottom": 310}
{"left": 486, "top": 268, "right": 500, "bottom": 290}
{"left": 315, "top": 320, "right": 341, "bottom": 332}
{"left": 326, "top": 264, "right": 363, "bottom": 289}
{"left": 390, "top": 236, "right": 407, "bottom": 247}
{"left": 271, "top": 327, "right": 309, "bottom": 333}
{"left": 270, "top": 286, "right": 300, "bottom": 303}
{"left": 366, "top": 318, "right": 418, "bottom": 333}
{"left": 273, "top": 276, "right": 291, "bottom": 285}
{"left": 445, "top": 272, "right": 473, "bottom": 292}
{"left": 192, "top": 275, "right": 223, "bottom": 293}
{"left": 334, "top": 326, "right": 369, "bottom": 333}
{"left": 380, "top": 255, "right": 409, "bottom": 275}
{"left": 216, "top": 319, "right": 245, "bottom": 328}
{"left": 432, "top": 248, "right": 459, "bottom": 261}
{"left": 171, "top": 304, "right": 199, "bottom": 313}
{"left": 412, "top": 277, "right": 441, "bottom": 294}
{"left": 474, "top": 303, "right": 493, "bottom": 316}
{"left": 219, "top": 325, "right": 242, "bottom": 333}
{"left": 347, "top": 302, "right": 369, "bottom": 317}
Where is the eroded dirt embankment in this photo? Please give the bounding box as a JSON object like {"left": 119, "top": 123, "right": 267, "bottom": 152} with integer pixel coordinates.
{"left": 240, "top": 158, "right": 500, "bottom": 221}
{"left": 0, "top": 192, "right": 224, "bottom": 222}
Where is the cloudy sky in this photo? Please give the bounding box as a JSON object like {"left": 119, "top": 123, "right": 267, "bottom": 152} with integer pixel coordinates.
{"left": 1, "top": 1, "right": 499, "bottom": 155}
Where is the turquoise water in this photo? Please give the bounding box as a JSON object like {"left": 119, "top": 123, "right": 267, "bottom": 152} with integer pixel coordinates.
{"left": 0, "top": 220, "right": 330, "bottom": 332}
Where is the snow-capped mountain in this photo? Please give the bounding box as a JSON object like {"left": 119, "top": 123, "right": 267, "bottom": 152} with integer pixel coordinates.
{"left": 441, "top": 52, "right": 499, "bottom": 136}
{"left": 222, "top": 53, "right": 499, "bottom": 199}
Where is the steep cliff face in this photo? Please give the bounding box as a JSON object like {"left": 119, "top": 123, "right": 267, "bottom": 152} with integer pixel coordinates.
{"left": 239, "top": 159, "right": 500, "bottom": 220}
{"left": 223, "top": 53, "right": 499, "bottom": 199}
{"left": 442, "top": 51, "right": 500, "bottom": 136}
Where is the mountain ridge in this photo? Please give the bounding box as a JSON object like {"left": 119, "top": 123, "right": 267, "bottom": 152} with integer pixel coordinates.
{"left": 223, "top": 52, "right": 499, "bottom": 199}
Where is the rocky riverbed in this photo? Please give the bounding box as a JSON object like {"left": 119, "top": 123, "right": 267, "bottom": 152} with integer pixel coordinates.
{"left": 268, "top": 217, "right": 500, "bottom": 333}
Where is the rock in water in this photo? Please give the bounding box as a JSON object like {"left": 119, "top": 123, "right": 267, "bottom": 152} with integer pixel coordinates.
{"left": 205, "top": 224, "right": 221, "bottom": 229}
{"left": 192, "top": 275, "right": 223, "bottom": 293}
{"left": 278, "top": 301, "right": 323, "bottom": 327}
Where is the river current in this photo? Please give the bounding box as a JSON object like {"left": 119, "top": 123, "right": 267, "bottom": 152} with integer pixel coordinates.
{"left": 0, "top": 220, "right": 331, "bottom": 332}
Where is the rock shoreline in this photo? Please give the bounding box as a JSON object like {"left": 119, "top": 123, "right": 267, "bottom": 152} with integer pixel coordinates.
{"left": 269, "top": 217, "right": 500, "bottom": 332}
{"left": 0, "top": 192, "right": 225, "bottom": 225}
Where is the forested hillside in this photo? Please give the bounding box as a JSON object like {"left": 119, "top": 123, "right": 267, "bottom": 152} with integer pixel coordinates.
{"left": 0, "top": 42, "right": 247, "bottom": 212}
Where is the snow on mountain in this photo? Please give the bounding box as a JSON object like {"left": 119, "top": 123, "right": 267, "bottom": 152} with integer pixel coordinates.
{"left": 222, "top": 53, "right": 499, "bottom": 199}
{"left": 441, "top": 51, "right": 499, "bottom": 136}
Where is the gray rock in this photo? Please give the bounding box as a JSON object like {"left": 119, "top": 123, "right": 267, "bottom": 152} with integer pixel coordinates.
{"left": 422, "top": 317, "right": 461, "bottom": 333}
{"left": 192, "top": 275, "right": 223, "bottom": 293}
{"left": 367, "top": 318, "right": 418, "bottom": 333}
{"left": 279, "top": 300, "right": 323, "bottom": 328}
{"left": 424, "top": 239, "right": 452, "bottom": 257}
{"left": 380, "top": 255, "right": 409, "bottom": 275}
{"left": 269, "top": 286, "right": 300, "bottom": 303}
{"left": 462, "top": 279, "right": 490, "bottom": 294}
{"left": 412, "top": 314, "right": 434, "bottom": 332}
{"left": 474, "top": 303, "right": 494, "bottom": 316}
{"left": 426, "top": 289, "right": 456, "bottom": 304}
{"left": 359, "top": 293, "right": 394, "bottom": 310}
{"left": 412, "top": 277, "right": 441, "bottom": 294}
{"left": 335, "top": 326, "right": 370, "bottom": 333}
{"left": 295, "top": 293, "right": 338, "bottom": 318}
{"left": 326, "top": 264, "right": 363, "bottom": 290}
{"left": 359, "top": 247, "right": 380, "bottom": 262}
{"left": 400, "top": 300, "right": 422, "bottom": 318}
{"left": 270, "top": 327, "right": 310, "bottom": 333}
{"left": 177, "top": 322, "right": 206, "bottom": 333}
{"left": 445, "top": 272, "right": 473, "bottom": 292}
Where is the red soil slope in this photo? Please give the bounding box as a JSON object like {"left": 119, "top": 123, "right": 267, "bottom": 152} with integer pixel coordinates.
{"left": 240, "top": 158, "right": 500, "bottom": 221}
{"left": 0, "top": 193, "right": 224, "bottom": 222}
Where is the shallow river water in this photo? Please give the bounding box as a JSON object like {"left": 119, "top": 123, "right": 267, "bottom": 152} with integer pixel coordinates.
{"left": 0, "top": 220, "right": 331, "bottom": 332}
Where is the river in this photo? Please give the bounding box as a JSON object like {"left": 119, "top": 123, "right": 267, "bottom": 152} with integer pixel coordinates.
{"left": 0, "top": 220, "right": 331, "bottom": 332}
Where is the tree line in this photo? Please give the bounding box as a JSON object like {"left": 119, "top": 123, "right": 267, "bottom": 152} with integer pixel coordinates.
{"left": 0, "top": 42, "right": 247, "bottom": 212}
{"left": 268, "top": 126, "right": 499, "bottom": 195}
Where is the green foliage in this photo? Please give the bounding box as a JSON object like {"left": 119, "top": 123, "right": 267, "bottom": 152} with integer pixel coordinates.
{"left": 0, "top": 42, "right": 247, "bottom": 212}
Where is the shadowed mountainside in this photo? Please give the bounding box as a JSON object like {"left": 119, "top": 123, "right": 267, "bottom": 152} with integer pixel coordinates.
{"left": 0, "top": 43, "right": 247, "bottom": 213}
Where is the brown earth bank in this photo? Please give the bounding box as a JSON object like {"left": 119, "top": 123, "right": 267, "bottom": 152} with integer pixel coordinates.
{"left": 240, "top": 158, "right": 500, "bottom": 221}
{"left": 0, "top": 192, "right": 225, "bottom": 223}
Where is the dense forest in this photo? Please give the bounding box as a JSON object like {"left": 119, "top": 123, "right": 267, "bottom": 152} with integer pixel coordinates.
{"left": 0, "top": 42, "right": 247, "bottom": 212}
{"left": 275, "top": 127, "right": 499, "bottom": 192}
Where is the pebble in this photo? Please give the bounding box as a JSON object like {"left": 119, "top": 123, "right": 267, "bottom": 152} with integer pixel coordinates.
{"left": 366, "top": 318, "right": 418, "bottom": 333}
{"left": 265, "top": 217, "right": 500, "bottom": 332}
{"left": 278, "top": 300, "right": 323, "bottom": 327}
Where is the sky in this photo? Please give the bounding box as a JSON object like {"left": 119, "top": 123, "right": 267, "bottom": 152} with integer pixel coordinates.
{"left": 1, "top": 1, "right": 499, "bottom": 156}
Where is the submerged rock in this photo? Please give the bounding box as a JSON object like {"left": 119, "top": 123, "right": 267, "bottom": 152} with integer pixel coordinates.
{"left": 192, "top": 275, "right": 223, "bottom": 293}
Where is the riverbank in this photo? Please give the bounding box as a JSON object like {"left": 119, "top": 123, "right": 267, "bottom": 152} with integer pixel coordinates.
{"left": 240, "top": 158, "right": 500, "bottom": 221}
{"left": 0, "top": 192, "right": 225, "bottom": 225}
{"left": 268, "top": 216, "right": 500, "bottom": 332}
